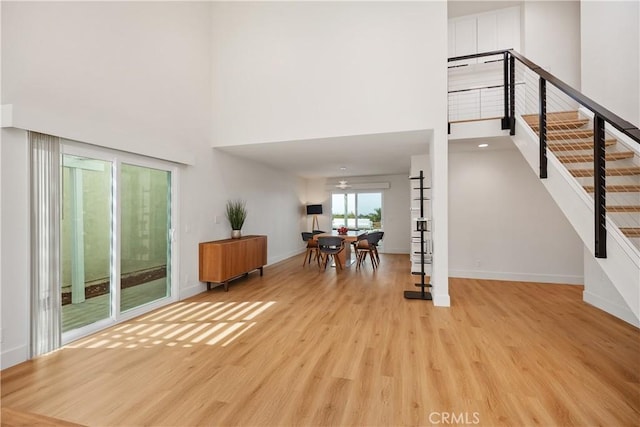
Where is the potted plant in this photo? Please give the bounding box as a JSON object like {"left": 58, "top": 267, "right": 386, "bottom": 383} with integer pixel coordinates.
{"left": 225, "top": 199, "right": 247, "bottom": 239}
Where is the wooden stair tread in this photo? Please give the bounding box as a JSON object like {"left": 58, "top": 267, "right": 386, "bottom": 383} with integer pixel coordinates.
{"left": 528, "top": 119, "right": 590, "bottom": 131}
{"left": 547, "top": 129, "right": 594, "bottom": 140}
{"left": 547, "top": 139, "right": 616, "bottom": 151}
{"left": 522, "top": 111, "right": 579, "bottom": 122}
{"left": 555, "top": 151, "right": 635, "bottom": 163}
{"left": 620, "top": 228, "right": 640, "bottom": 238}
{"left": 584, "top": 184, "right": 640, "bottom": 193}
{"left": 607, "top": 205, "right": 640, "bottom": 213}
{"left": 569, "top": 166, "right": 640, "bottom": 177}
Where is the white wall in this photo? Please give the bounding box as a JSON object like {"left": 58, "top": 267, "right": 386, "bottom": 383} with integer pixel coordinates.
{"left": 210, "top": 1, "right": 449, "bottom": 305}
{"left": 305, "top": 174, "right": 411, "bottom": 255}
{"left": 580, "top": 0, "right": 640, "bottom": 325}
{"left": 581, "top": 0, "right": 639, "bottom": 127}
{"left": 0, "top": 128, "right": 31, "bottom": 368}
{"left": 523, "top": 0, "right": 581, "bottom": 89}
{"left": 210, "top": 1, "right": 448, "bottom": 146}
{"left": 0, "top": 1, "right": 308, "bottom": 368}
{"left": 448, "top": 139, "right": 584, "bottom": 284}
{"left": 376, "top": 175, "right": 411, "bottom": 254}
{"left": 0, "top": 1, "right": 215, "bottom": 367}
{"left": 179, "top": 148, "right": 308, "bottom": 299}
{"left": 1, "top": 1, "right": 213, "bottom": 163}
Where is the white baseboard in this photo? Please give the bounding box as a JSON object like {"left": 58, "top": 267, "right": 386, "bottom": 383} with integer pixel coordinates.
{"left": 1, "top": 344, "right": 28, "bottom": 369}
{"left": 449, "top": 269, "right": 583, "bottom": 285}
{"left": 179, "top": 282, "right": 206, "bottom": 300}
{"left": 432, "top": 293, "right": 451, "bottom": 307}
{"left": 379, "top": 247, "right": 409, "bottom": 255}
{"left": 267, "top": 248, "right": 306, "bottom": 266}
{"left": 583, "top": 291, "right": 639, "bottom": 328}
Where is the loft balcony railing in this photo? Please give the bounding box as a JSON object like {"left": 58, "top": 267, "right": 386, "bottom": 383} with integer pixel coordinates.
{"left": 448, "top": 49, "right": 640, "bottom": 258}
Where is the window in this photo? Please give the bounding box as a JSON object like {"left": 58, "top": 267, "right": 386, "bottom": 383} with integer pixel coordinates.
{"left": 331, "top": 192, "right": 382, "bottom": 231}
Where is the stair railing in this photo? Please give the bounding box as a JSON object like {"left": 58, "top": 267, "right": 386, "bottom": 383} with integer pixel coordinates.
{"left": 448, "top": 49, "right": 640, "bottom": 259}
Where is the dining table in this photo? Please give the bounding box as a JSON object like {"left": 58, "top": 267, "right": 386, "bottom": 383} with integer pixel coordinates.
{"left": 312, "top": 230, "right": 363, "bottom": 268}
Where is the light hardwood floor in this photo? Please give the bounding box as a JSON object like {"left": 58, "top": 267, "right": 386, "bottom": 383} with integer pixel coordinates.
{"left": 2, "top": 254, "right": 639, "bottom": 426}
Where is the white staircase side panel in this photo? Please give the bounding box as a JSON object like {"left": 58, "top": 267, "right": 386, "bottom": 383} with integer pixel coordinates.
{"left": 584, "top": 247, "right": 640, "bottom": 327}
{"left": 511, "top": 117, "right": 640, "bottom": 325}
{"left": 448, "top": 118, "right": 510, "bottom": 141}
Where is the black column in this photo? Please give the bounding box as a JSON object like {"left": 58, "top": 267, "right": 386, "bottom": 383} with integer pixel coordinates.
{"left": 594, "top": 114, "right": 607, "bottom": 258}
{"left": 538, "top": 78, "right": 547, "bottom": 179}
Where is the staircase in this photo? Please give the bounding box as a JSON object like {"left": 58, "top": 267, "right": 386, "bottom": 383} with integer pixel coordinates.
{"left": 521, "top": 111, "right": 640, "bottom": 248}
{"left": 449, "top": 49, "right": 640, "bottom": 326}
{"left": 510, "top": 110, "right": 640, "bottom": 326}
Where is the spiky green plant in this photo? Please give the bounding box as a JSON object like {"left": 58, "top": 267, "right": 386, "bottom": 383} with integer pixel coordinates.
{"left": 225, "top": 199, "right": 247, "bottom": 230}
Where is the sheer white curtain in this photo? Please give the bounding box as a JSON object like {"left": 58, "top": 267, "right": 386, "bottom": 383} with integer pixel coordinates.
{"left": 30, "top": 131, "right": 62, "bottom": 356}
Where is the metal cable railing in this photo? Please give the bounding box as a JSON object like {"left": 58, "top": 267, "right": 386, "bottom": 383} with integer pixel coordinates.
{"left": 449, "top": 49, "right": 640, "bottom": 256}
{"left": 448, "top": 57, "right": 506, "bottom": 122}
{"left": 448, "top": 50, "right": 519, "bottom": 129}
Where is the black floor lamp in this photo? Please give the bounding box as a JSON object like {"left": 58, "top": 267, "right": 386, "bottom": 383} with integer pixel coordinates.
{"left": 306, "top": 204, "right": 323, "bottom": 231}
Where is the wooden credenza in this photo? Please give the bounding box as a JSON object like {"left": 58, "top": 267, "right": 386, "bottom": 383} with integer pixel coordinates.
{"left": 199, "top": 235, "right": 267, "bottom": 291}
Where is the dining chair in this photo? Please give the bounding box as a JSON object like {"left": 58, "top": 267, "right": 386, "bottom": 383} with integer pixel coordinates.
{"left": 301, "top": 232, "right": 319, "bottom": 266}
{"left": 351, "top": 231, "right": 368, "bottom": 263}
{"left": 351, "top": 231, "right": 367, "bottom": 252}
{"left": 317, "top": 236, "right": 345, "bottom": 270}
{"left": 370, "top": 231, "right": 384, "bottom": 264}
{"left": 356, "top": 231, "right": 383, "bottom": 270}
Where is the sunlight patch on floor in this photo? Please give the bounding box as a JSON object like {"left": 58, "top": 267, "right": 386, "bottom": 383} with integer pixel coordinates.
{"left": 66, "top": 301, "right": 276, "bottom": 349}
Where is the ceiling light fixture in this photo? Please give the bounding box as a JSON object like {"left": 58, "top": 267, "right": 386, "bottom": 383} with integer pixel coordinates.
{"left": 336, "top": 180, "right": 351, "bottom": 190}
{"left": 478, "top": 143, "right": 489, "bottom": 148}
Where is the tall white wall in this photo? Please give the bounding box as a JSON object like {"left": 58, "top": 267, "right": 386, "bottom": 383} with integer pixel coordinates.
{"left": 210, "top": 1, "right": 448, "bottom": 146}
{"left": 580, "top": 1, "right": 639, "bottom": 325}
{"left": 581, "top": 1, "right": 640, "bottom": 127}
{"left": 209, "top": 1, "right": 449, "bottom": 305}
{"left": 523, "top": 0, "right": 581, "bottom": 89}
{"left": 0, "top": 1, "right": 308, "bottom": 368}
{"left": 1, "top": 1, "right": 213, "bottom": 163}
{"left": 0, "top": 1, "right": 214, "bottom": 368}
{"left": 448, "top": 140, "right": 584, "bottom": 284}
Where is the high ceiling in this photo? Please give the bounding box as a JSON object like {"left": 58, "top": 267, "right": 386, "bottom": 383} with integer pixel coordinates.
{"left": 215, "top": 130, "right": 433, "bottom": 179}
{"left": 216, "top": 130, "right": 516, "bottom": 180}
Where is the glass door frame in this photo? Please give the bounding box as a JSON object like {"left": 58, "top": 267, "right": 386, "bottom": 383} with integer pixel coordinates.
{"left": 60, "top": 140, "right": 179, "bottom": 345}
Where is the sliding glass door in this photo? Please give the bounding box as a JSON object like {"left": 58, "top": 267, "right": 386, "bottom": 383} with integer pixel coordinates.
{"left": 120, "top": 164, "right": 171, "bottom": 312}
{"left": 61, "top": 155, "right": 113, "bottom": 332}
{"left": 331, "top": 192, "right": 382, "bottom": 231}
{"left": 61, "top": 144, "right": 177, "bottom": 341}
